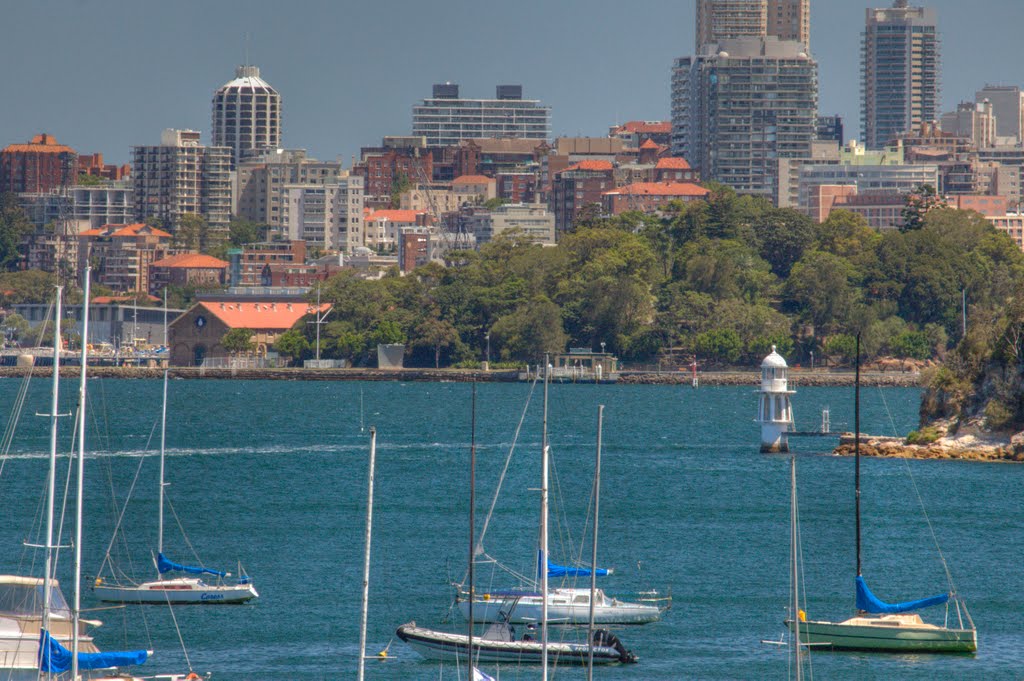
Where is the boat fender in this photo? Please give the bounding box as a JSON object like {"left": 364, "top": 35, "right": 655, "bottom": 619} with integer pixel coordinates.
{"left": 798, "top": 609, "right": 807, "bottom": 622}
{"left": 94, "top": 577, "right": 103, "bottom": 586}
{"left": 186, "top": 674, "right": 201, "bottom": 680}
{"left": 483, "top": 593, "right": 490, "bottom": 601}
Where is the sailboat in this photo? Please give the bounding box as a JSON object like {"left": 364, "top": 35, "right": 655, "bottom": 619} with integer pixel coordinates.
{"left": 456, "top": 379, "right": 665, "bottom": 626}
{"left": 785, "top": 335, "right": 977, "bottom": 653}
{"left": 398, "top": 374, "right": 639, "bottom": 667}
{"left": 0, "top": 281, "right": 161, "bottom": 680}
{"left": 94, "top": 371, "right": 258, "bottom": 604}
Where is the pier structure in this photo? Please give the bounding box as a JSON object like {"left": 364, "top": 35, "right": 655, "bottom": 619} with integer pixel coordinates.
{"left": 756, "top": 345, "right": 795, "bottom": 452}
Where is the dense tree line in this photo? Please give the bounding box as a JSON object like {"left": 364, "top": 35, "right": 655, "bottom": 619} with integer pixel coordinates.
{"left": 277, "top": 185, "right": 1024, "bottom": 368}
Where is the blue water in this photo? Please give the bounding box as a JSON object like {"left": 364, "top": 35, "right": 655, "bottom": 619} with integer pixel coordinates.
{"left": 0, "top": 379, "right": 1020, "bottom": 680}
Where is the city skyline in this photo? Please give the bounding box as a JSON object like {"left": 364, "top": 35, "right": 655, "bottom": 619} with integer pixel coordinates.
{"left": 2, "top": 0, "right": 1021, "bottom": 165}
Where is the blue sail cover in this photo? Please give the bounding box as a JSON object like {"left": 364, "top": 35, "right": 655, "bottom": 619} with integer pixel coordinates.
{"left": 157, "top": 552, "right": 226, "bottom": 577}
{"left": 537, "top": 550, "right": 610, "bottom": 580}
{"left": 855, "top": 575, "right": 949, "bottom": 614}
{"left": 38, "top": 629, "right": 148, "bottom": 674}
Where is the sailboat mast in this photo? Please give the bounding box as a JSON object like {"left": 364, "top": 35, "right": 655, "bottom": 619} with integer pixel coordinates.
{"left": 72, "top": 270, "right": 91, "bottom": 679}
{"left": 158, "top": 369, "right": 168, "bottom": 568}
{"left": 790, "top": 454, "right": 802, "bottom": 681}
{"left": 42, "top": 285, "right": 62, "bottom": 680}
{"left": 587, "top": 405, "right": 604, "bottom": 678}
{"left": 468, "top": 384, "right": 476, "bottom": 671}
{"left": 541, "top": 356, "right": 550, "bottom": 677}
{"left": 855, "top": 333, "right": 861, "bottom": 578}
{"left": 357, "top": 427, "right": 377, "bottom": 681}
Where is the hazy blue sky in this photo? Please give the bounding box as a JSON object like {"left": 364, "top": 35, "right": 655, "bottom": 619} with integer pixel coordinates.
{"left": 2, "top": 0, "right": 1021, "bottom": 165}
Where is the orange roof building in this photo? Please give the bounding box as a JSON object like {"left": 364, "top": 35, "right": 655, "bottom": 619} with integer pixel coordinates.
{"left": 78, "top": 223, "right": 173, "bottom": 294}
{"left": 364, "top": 209, "right": 430, "bottom": 250}
{"left": 603, "top": 181, "right": 709, "bottom": 215}
{"left": 149, "top": 253, "right": 229, "bottom": 294}
{"left": 168, "top": 299, "right": 331, "bottom": 366}
{"left": 1, "top": 133, "right": 78, "bottom": 194}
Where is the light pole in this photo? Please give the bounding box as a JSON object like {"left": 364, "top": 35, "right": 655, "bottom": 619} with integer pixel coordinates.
{"left": 484, "top": 331, "right": 491, "bottom": 371}
{"left": 600, "top": 341, "right": 606, "bottom": 354}
{"left": 306, "top": 284, "right": 333, "bottom": 362}
{"left": 810, "top": 351, "right": 814, "bottom": 371}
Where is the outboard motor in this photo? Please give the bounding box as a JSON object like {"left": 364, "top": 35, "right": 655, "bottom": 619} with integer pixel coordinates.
{"left": 593, "top": 629, "right": 638, "bottom": 664}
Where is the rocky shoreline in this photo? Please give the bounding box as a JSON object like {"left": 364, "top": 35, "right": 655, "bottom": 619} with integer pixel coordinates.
{"left": 833, "top": 431, "right": 1024, "bottom": 463}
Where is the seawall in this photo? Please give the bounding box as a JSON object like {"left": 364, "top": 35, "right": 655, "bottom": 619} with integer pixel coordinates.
{"left": 0, "top": 366, "right": 923, "bottom": 386}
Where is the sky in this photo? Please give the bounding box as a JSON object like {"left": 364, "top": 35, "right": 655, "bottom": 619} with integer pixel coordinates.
{"left": 2, "top": 0, "right": 1023, "bottom": 166}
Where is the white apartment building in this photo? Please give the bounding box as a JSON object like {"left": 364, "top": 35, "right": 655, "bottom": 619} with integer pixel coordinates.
{"left": 285, "top": 177, "right": 364, "bottom": 252}
{"left": 412, "top": 84, "right": 550, "bottom": 148}
{"left": 235, "top": 148, "right": 344, "bottom": 228}
{"left": 464, "top": 203, "right": 556, "bottom": 246}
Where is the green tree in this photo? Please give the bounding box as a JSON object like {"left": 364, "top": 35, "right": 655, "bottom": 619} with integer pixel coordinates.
{"left": 414, "top": 316, "right": 461, "bottom": 368}
{"left": 753, "top": 208, "right": 816, "bottom": 278}
{"left": 784, "top": 251, "right": 860, "bottom": 333}
{"left": 490, "top": 296, "right": 567, "bottom": 361}
{"left": 227, "top": 218, "right": 265, "bottom": 246}
{"left": 274, "top": 328, "right": 309, "bottom": 364}
{"left": 174, "top": 213, "right": 209, "bottom": 251}
{"left": 0, "top": 193, "right": 32, "bottom": 271}
{"left": 694, "top": 328, "right": 743, "bottom": 364}
{"left": 891, "top": 331, "right": 932, "bottom": 360}
{"left": 390, "top": 173, "right": 413, "bottom": 209}
{"left": 901, "top": 184, "right": 945, "bottom": 232}
{"left": 76, "top": 173, "right": 106, "bottom": 187}
{"left": 824, "top": 334, "right": 857, "bottom": 364}
{"left": 221, "top": 328, "right": 255, "bottom": 355}
{"left": 1, "top": 313, "right": 31, "bottom": 346}
{"left": 0, "top": 270, "right": 59, "bottom": 304}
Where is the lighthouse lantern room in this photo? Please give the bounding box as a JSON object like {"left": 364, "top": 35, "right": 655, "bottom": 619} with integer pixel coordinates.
{"left": 756, "top": 345, "right": 795, "bottom": 452}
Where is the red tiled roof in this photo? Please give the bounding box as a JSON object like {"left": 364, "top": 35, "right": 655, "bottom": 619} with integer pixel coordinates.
{"left": 617, "top": 121, "right": 672, "bottom": 134}
{"left": 452, "top": 174, "right": 494, "bottom": 185}
{"left": 80, "top": 223, "right": 173, "bottom": 239}
{"left": 639, "top": 139, "right": 660, "bottom": 150}
{"left": 656, "top": 157, "right": 692, "bottom": 170}
{"left": 2, "top": 133, "right": 76, "bottom": 155}
{"left": 196, "top": 301, "right": 331, "bottom": 331}
{"left": 604, "top": 182, "right": 709, "bottom": 197}
{"left": 150, "top": 253, "right": 229, "bottom": 269}
{"left": 562, "top": 160, "right": 615, "bottom": 173}
{"left": 366, "top": 209, "right": 425, "bottom": 223}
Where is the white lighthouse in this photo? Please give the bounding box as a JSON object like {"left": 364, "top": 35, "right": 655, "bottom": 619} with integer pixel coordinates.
{"left": 756, "top": 345, "right": 795, "bottom": 453}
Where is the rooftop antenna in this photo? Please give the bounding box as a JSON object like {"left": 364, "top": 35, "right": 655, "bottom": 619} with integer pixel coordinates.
{"left": 244, "top": 32, "right": 250, "bottom": 67}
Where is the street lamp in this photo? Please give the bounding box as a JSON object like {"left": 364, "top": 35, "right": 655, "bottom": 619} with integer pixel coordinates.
{"left": 810, "top": 351, "right": 814, "bottom": 371}
{"left": 600, "top": 341, "right": 606, "bottom": 354}
{"left": 484, "top": 331, "right": 491, "bottom": 370}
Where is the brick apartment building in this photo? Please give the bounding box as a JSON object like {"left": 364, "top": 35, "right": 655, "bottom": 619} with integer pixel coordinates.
{"left": 1, "top": 134, "right": 78, "bottom": 194}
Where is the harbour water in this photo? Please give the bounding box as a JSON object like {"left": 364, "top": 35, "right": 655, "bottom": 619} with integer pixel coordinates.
{"left": 0, "top": 378, "right": 1020, "bottom": 679}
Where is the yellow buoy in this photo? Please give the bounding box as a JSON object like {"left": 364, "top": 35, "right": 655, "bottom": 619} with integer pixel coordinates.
{"left": 798, "top": 609, "right": 807, "bottom": 622}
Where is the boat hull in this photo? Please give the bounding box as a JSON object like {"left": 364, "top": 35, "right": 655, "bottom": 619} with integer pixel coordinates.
{"left": 786, "top": 618, "right": 977, "bottom": 653}
{"left": 94, "top": 578, "right": 258, "bottom": 604}
{"left": 457, "top": 593, "right": 662, "bottom": 625}
{"left": 396, "top": 623, "right": 633, "bottom": 665}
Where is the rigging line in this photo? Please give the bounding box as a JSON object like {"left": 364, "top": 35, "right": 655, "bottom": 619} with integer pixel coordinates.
{"left": 163, "top": 588, "right": 193, "bottom": 671}
{"left": 476, "top": 376, "right": 538, "bottom": 553}
{"left": 166, "top": 494, "right": 206, "bottom": 569}
{"left": 875, "top": 386, "right": 958, "bottom": 592}
{"left": 96, "top": 423, "right": 156, "bottom": 580}
{"left": 52, "top": 409, "right": 80, "bottom": 582}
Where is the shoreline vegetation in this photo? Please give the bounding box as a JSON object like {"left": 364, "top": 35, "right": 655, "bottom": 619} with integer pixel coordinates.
{"left": 0, "top": 365, "right": 923, "bottom": 387}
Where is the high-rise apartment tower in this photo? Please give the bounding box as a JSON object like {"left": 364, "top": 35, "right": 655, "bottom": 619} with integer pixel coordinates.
{"left": 696, "top": 0, "right": 809, "bottom": 50}
{"left": 212, "top": 65, "right": 282, "bottom": 169}
{"left": 862, "top": 1, "right": 940, "bottom": 149}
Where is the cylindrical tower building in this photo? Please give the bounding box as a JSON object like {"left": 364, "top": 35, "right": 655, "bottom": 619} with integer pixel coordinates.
{"left": 212, "top": 65, "right": 281, "bottom": 169}
{"left": 756, "top": 345, "right": 795, "bottom": 452}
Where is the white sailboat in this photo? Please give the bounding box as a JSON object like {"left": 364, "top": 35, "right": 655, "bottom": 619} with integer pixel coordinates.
{"left": 94, "top": 371, "right": 258, "bottom": 605}
{"left": 0, "top": 281, "right": 163, "bottom": 680}
{"left": 457, "top": 378, "right": 666, "bottom": 626}
{"left": 784, "top": 334, "right": 977, "bottom": 653}
{"left": 398, "top": 371, "right": 639, "bottom": 668}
